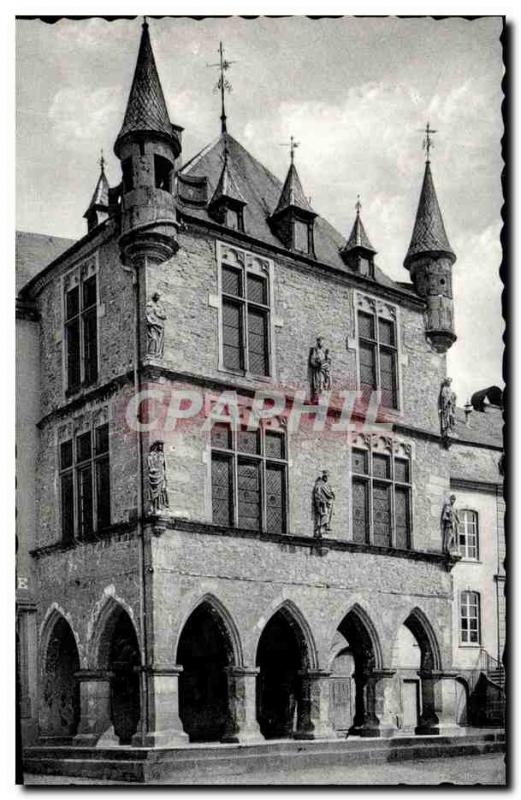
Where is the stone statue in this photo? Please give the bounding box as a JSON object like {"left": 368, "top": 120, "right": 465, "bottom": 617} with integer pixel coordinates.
{"left": 441, "top": 494, "right": 459, "bottom": 554}
{"left": 313, "top": 470, "right": 335, "bottom": 537}
{"left": 309, "top": 337, "right": 332, "bottom": 397}
{"left": 148, "top": 441, "right": 169, "bottom": 513}
{"left": 146, "top": 292, "right": 167, "bottom": 358}
{"left": 438, "top": 377, "right": 456, "bottom": 440}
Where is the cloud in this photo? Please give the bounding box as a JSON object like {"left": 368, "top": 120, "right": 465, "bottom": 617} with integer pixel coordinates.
{"left": 49, "top": 86, "right": 123, "bottom": 147}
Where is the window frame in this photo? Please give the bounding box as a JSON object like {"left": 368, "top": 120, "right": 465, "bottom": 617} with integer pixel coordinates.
{"left": 210, "top": 421, "right": 288, "bottom": 534}
{"left": 216, "top": 242, "right": 275, "bottom": 380}
{"left": 355, "top": 292, "right": 401, "bottom": 412}
{"left": 457, "top": 509, "right": 480, "bottom": 561}
{"left": 350, "top": 437, "right": 412, "bottom": 550}
{"left": 62, "top": 256, "right": 100, "bottom": 396}
{"left": 58, "top": 419, "right": 111, "bottom": 542}
{"left": 460, "top": 590, "right": 481, "bottom": 646}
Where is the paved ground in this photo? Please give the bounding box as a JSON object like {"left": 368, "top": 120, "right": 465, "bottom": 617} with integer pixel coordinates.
{"left": 23, "top": 752, "right": 507, "bottom": 785}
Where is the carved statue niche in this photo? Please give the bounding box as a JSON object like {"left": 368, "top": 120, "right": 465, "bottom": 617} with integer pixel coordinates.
{"left": 438, "top": 377, "right": 456, "bottom": 444}
{"left": 441, "top": 494, "right": 459, "bottom": 555}
{"left": 146, "top": 291, "right": 167, "bottom": 358}
{"left": 312, "top": 470, "right": 335, "bottom": 537}
{"left": 147, "top": 441, "right": 169, "bottom": 513}
{"left": 309, "top": 336, "right": 332, "bottom": 398}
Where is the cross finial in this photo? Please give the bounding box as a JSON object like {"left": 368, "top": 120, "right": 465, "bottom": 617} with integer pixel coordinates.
{"left": 355, "top": 194, "right": 362, "bottom": 215}
{"left": 421, "top": 121, "right": 437, "bottom": 163}
{"left": 99, "top": 149, "right": 105, "bottom": 173}
{"left": 279, "top": 135, "right": 299, "bottom": 165}
{"left": 207, "top": 42, "right": 236, "bottom": 134}
{"left": 142, "top": 15, "right": 148, "bottom": 29}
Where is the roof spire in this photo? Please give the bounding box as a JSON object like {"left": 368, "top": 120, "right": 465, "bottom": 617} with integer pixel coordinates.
{"left": 404, "top": 134, "right": 455, "bottom": 269}
{"left": 340, "top": 196, "right": 377, "bottom": 262}
{"left": 207, "top": 42, "right": 236, "bottom": 134}
{"left": 114, "top": 19, "right": 180, "bottom": 157}
{"left": 99, "top": 148, "right": 105, "bottom": 174}
{"left": 83, "top": 152, "right": 110, "bottom": 230}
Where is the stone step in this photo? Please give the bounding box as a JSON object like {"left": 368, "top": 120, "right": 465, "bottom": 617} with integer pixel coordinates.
{"left": 24, "top": 730, "right": 506, "bottom": 783}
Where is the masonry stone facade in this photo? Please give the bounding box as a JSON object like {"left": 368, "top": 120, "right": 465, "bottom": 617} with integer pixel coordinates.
{"left": 16, "top": 20, "right": 504, "bottom": 755}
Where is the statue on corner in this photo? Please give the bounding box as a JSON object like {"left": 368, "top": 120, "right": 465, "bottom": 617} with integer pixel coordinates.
{"left": 309, "top": 336, "right": 332, "bottom": 398}
{"left": 146, "top": 291, "right": 167, "bottom": 358}
{"left": 438, "top": 377, "right": 456, "bottom": 442}
{"left": 313, "top": 470, "right": 335, "bottom": 537}
{"left": 441, "top": 495, "right": 459, "bottom": 554}
{"left": 148, "top": 441, "right": 169, "bottom": 513}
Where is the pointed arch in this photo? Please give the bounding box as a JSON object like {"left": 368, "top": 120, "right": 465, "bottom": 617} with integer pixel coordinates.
{"left": 256, "top": 599, "right": 319, "bottom": 671}
{"left": 332, "top": 603, "right": 383, "bottom": 671}
{"left": 88, "top": 595, "right": 141, "bottom": 670}
{"left": 39, "top": 608, "right": 81, "bottom": 739}
{"left": 175, "top": 593, "right": 243, "bottom": 668}
{"left": 403, "top": 607, "right": 442, "bottom": 672}
{"left": 39, "top": 605, "right": 81, "bottom": 671}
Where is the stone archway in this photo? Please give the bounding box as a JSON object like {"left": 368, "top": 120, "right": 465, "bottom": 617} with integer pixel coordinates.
{"left": 95, "top": 602, "right": 141, "bottom": 744}
{"left": 402, "top": 608, "right": 442, "bottom": 734}
{"left": 177, "top": 600, "right": 238, "bottom": 742}
{"left": 334, "top": 605, "right": 382, "bottom": 736}
{"left": 40, "top": 613, "right": 80, "bottom": 741}
{"left": 255, "top": 605, "right": 315, "bottom": 740}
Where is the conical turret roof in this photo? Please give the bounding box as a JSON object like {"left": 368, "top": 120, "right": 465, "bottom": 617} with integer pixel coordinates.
{"left": 404, "top": 161, "right": 455, "bottom": 267}
{"left": 342, "top": 208, "right": 376, "bottom": 255}
{"left": 115, "top": 21, "right": 176, "bottom": 154}
{"left": 272, "top": 162, "right": 315, "bottom": 217}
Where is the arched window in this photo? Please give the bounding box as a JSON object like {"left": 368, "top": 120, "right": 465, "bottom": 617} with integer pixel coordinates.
{"left": 460, "top": 591, "right": 481, "bottom": 645}
{"left": 458, "top": 510, "right": 479, "bottom": 560}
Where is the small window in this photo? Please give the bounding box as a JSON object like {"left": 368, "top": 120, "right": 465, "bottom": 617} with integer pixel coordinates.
{"left": 458, "top": 510, "right": 479, "bottom": 560}
{"left": 122, "top": 158, "right": 134, "bottom": 192}
{"left": 460, "top": 591, "right": 481, "bottom": 644}
{"left": 226, "top": 208, "right": 244, "bottom": 232}
{"left": 154, "top": 155, "right": 173, "bottom": 192}
{"left": 294, "top": 220, "right": 310, "bottom": 254}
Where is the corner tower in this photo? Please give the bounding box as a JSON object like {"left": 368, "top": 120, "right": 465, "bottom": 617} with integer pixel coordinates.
{"left": 404, "top": 132, "right": 456, "bottom": 353}
{"left": 114, "top": 20, "right": 183, "bottom": 265}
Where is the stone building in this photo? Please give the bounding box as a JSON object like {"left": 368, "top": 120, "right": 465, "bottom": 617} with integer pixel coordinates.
{"left": 16, "top": 21, "right": 504, "bottom": 757}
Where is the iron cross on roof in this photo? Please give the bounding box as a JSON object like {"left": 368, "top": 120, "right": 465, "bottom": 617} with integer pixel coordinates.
{"left": 279, "top": 135, "right": 300, "bottom": 164}
{"left": 207, "top": 42, "right": 237, "bottom": 134}
{"left": 419, "top": 121, "right": 437, "bottom": 162}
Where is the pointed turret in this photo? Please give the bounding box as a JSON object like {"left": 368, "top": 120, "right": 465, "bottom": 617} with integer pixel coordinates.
{"left": 114, "top": 20, "right": 181, "bottom": 158}
{"left": 115, "top": 20, "right": 182, "bottom": 266}
{"left": 270, "top": 144, "right": 316, "bottom": 256}
{"left": 340, "top": 198, "right": 376, "bottom": 277}
{"left": 208, "top": 139, "right": 247, "bottom": 230}
{"left": 83, "top": 155, "right": 110, "bottom": 232}
{"left": 404, "top": 132, "right": 456, "bottom": 354}
{"left": 404, "top": 161, "right": 455, "bottom": 268}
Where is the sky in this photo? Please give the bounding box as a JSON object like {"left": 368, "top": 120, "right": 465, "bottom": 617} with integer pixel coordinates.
{"left": 16, "top": 16, "right": 504, "bottom": 404}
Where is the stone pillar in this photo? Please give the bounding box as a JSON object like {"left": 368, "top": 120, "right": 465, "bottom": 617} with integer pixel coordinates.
{"left": 417, "top": 670, "right": 461, "bottom": 736}
{"left": 222, "top": 667, "right": 264, "bottom": 743}
{"left": 295, "top": 670, "right": 336, "bottom": 740}
{"left": 131, "top": 666, "right": 189, "bottom": 747}
{"left": 73, "top": 670, "right": 119, "bottom": 746}
{"left": 370, "top": 669, "right": 398, "bottom": 738}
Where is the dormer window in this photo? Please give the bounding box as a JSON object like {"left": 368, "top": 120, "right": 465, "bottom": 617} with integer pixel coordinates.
{"left": 154, "top": 154, "right": 173, "bottom": 192}
{"left": 226, "top": 207, "right": 244, "bottom": 232}
{"left": 269, "top": 159, "right": 317, "bottom": 257}
{"left": 294, "top": 219, "right": 312, "bottom": 254}
{"left": 340, "top": 200, "right": 377, "bottom": 276}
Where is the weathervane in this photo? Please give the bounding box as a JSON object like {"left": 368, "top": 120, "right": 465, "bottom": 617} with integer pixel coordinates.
{"left": 279, "top": 135, "right": 300, "bottom": 164}
{"left": 420, "top": 121, "right": 437, "bottom": 163}
{"left": 207, "top": 42, "right": 236, "bottom": 134}
{"left": 355, "top": 194, "right": 362, "bottom": 215}
{"left": 99, "top": 149, "right": 105, "bottom": 173}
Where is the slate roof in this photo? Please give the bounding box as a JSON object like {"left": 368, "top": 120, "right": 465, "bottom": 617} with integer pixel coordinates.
{"left": 210, "top": 156, "right": 247, "bottom": 207}
{"left": 16, "top": 231, "right": 75, "bottom": 294}
{"left": 273, "top": 162, "right": 316, "bottom": 216}
{"left": 115, "top": 21, "right": 175, "bottom": 151}
{"left": 454, "top": 404, "right": 503, "bottom": 448}
{"left": 342, "top": 210, "right": 377, "bottom": 254}
{"left": 84, "top": 168, "right": 110, "bottom": 217}
{"left": 404, "top": 161, "right": 455, "bottom": 268}
{"left": 179, "top": 132, "right": 412, "bottom": 294}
